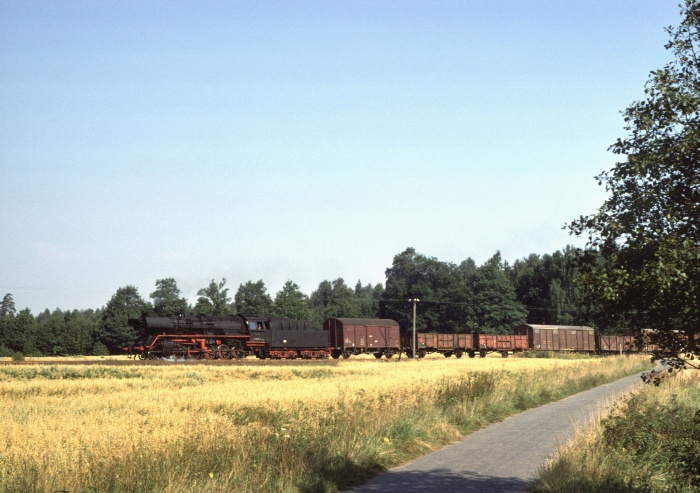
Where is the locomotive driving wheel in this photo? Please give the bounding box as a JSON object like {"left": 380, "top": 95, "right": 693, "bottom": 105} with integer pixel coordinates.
{"left": 202, "top": 345, "right": 216, "bottom": 360}
{"left": 217, "top": 344, "right": 232, "bottom": 359}
{"left": 231, "top": 342, "right": 246, "bottom": 359}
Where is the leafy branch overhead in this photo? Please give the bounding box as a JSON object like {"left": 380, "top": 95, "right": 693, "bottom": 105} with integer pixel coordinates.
{"left": 570, "top": 0, "right": 700, "bottom": 368}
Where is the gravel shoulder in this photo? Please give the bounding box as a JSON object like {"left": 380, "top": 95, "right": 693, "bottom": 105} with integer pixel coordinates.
{"left": 348, "top": 372, "right": 644, "bottom": 493}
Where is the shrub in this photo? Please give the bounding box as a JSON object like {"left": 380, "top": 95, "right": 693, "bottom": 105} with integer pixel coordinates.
{"left": 92, "top": 342, "right": 110, "bottom": 356}
{"left": 602, "top": 394, "right": 700, "bottom": 488}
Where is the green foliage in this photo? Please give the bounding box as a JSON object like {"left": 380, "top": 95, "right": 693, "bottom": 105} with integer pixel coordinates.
{"left": 569, "top": 1, "right": 700, "bottom": 357}
{"left": 381, "top": 248, "right": 475, "bottom": 331}
{"left": 97, "top": 286, "right": 150, "bottom": 353}
{"left": 534, "top": 378, "right": 700, "bottom": 493}
{"left": 234, "top": 279, "right": 273, "bottom": 314}
{"left": 1, "top": 293, "right": 16, "bottom": 318}
{"left": 150, "top": 278, "right": 189, "bottom": 314}
{"left": 509, "top": 247, "right": 585, "bottom": 326}
{"left": 381, "top": 248, "right": 526, "bottom": 332}
{"left": 472, "top": 252, "right": 527, "bottom": 333}
{"left": 600, "top": 394, "right": 700, "bottom": 488}
{"left": 92, "top": 342, "right": 110, "bottom": 356}
{"left": 308, "top": 278, "right": 359, "bottom": 325}
{"left": 194, "top": 278, "right": 231, "bottom": 314}
{"left": 271, "top": 280, "right": 313, "bottom": 320}
{"left": 354, "top": 280, "right": 384, "bottom": 318}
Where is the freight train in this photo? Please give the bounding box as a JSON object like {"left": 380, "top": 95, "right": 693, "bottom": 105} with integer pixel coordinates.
{"left": 127, "top": 312, "right": 664, "bottom": 360}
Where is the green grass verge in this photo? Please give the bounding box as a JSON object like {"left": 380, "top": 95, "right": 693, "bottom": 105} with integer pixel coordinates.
{"left": 531, "top": 371, "right": 700, "bottom": 493}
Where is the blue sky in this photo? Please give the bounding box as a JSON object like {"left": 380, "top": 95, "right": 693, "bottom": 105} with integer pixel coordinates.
{"left": 0, "top": 1, "right": 682, "bottom": 314}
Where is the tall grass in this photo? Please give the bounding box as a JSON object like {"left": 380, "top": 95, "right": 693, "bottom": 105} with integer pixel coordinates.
{"left": 0, "top": 355, "right": 651, "bottom": 493}
{"left": 532, "top": 370, "right": 700, "bottom": 493}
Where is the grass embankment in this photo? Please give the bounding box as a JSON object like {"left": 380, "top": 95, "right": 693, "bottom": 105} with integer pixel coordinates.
{"left": 0, "top": 354, "right": 651, "bottom": 493}
{"left": 532, "top": 369, "right": 700, "bottom": 493}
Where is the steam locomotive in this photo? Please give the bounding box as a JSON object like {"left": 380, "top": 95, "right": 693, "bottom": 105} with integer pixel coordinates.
{"left": 127, "top": 312, "right": 663, "bottom": 360}
{"left": 128, "top": 312, "right": 329, "bottom": 360}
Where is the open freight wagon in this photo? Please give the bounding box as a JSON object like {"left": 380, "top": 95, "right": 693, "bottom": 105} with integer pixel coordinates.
{"left": 403, "top": 332, "right": 477, "bottom": 358}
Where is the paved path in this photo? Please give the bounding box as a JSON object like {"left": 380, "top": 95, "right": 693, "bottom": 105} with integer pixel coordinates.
{"left": 348, "top": 373, "right": 645, "bottom": 492}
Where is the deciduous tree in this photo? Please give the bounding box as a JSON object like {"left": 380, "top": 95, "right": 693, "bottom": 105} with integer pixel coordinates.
{"left": 381, "top": 248, "right": 473, "bottom": 331}
{"left": 234, "top": 280, "right": 273, "bottom": 314}
{"left": 150, "top": 278, "right": 190, "bottom": 314}
{"left": 194, "top": 278, "right": 231, "bottom": 314}
{"left": 272, "top": 281, "right": 313, "bottom": 321}
{"left": 97, "top": 286, "right": 150, "bottom": 352}
{"left": 471, "top": 252, "right": 527, "bottom": 333}
{"left": 569, "top": 0, "right": 700, "bottom": 371}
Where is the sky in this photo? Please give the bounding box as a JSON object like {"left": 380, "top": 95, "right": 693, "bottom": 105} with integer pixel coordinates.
{"left": 0, "top": 1, "right": 684, "bottom": 314}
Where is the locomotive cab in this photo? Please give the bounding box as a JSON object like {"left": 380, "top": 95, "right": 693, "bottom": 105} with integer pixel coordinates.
{"left": 238, "top": 314, "right": 271, "bottom": 349}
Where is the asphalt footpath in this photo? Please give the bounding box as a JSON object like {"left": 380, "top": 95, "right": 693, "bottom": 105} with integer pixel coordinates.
{"left": 347, "top": 372, "right": 645, "bottom": 493}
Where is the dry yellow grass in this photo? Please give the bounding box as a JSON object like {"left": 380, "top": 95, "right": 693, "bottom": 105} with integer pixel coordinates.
{"left": 0, "top": 354, "right": 651, "bottom": 493}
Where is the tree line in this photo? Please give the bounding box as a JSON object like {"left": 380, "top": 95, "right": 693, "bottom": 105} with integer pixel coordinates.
{"left": 0, "top": 246, "right": 596, "bottom": 357}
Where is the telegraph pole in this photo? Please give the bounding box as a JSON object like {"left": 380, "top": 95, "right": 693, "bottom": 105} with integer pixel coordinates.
{"left": 410, "top": 298, "right": 420, "bottom": 358}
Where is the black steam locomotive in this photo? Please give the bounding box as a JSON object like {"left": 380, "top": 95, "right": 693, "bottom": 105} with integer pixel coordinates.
{"left": 128, "top": 312, "right": 329, "bottom": 360}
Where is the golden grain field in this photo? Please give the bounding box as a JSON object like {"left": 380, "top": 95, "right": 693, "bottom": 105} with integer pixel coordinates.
{"left": 0, "top": 354, "right": 652, "bottom": 493}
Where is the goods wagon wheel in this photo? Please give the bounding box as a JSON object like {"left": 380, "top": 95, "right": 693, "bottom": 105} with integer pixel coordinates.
{"left": 384, "top": 350, "right": 395, "bottom": 359}
{"left": 443, "top": 351, "right": 453, "bottom": 358}
{"left": 454, "top": 350, "right": 464, "bottom": 359}
{"left": 468, "top": 350, "right": 476, "bottom": 358}
{"left": 217, "top": 344, "right": 233, "bottom": 359}
{"left": 342, "top": 352, "right": 351, "bottom": 359}
{"left": 373, "top": 352, "right": 383, "bottom": 359}
{"left": 331, "top": 350, "right": 342, "bottom": 359}
{"left": 417, "top": 349, "right": 426, "bottom": 359}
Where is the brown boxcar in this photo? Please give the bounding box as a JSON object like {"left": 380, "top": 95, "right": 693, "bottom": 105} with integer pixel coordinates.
{"left": 475, "top": 334, "right": 529, "bottom": 357}
{"left": 514, "top": 324, "right": 596, "bottom": 352}
{"left": 325, "top": 318, "right": 400, "bottom": 359}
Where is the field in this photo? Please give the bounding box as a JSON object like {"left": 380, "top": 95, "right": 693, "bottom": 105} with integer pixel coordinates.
{"left": 0, "top": 354, "right": 652, "bottom": 493}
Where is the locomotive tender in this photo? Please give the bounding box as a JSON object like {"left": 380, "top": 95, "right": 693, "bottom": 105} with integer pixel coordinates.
{"left": 128, "top": 312, "right": 660, "bottom": 361}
